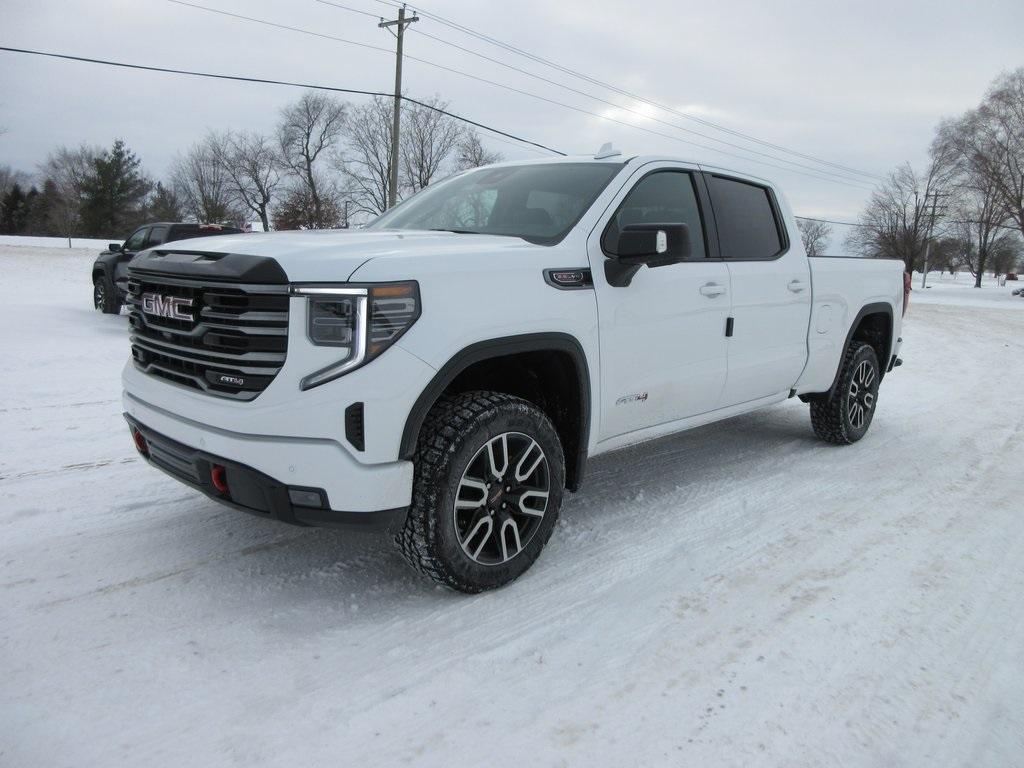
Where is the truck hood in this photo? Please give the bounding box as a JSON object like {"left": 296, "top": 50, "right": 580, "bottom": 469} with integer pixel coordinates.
{"left": 159, "top": 229, "right": 544, "bottom": 282}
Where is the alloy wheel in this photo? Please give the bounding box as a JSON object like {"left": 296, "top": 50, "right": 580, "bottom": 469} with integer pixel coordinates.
{"left": 848, "top": 359, "right": 877, "bottom": 429}
{"left": 452, "top": 431, "right": 550, "bottom": 566}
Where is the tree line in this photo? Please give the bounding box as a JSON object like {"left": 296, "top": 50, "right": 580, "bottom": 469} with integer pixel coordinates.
{"left": 835, "top": 68, "right": 1024, "bottom": 286}
{"left": 0, "top": 91, "right": 500, "bottom": 238}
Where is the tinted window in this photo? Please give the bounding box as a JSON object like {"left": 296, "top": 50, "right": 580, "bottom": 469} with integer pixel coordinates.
{"left": 123, "top": 228, "right": 148, "bottom": 252}
{"left": 707, "top": 176, "right": 782, "bottom": 259}
{"left": 146, "top": 226, "right": 168, "bottom": 247}
{"left": 602, "top": 171, "right": 706, "bottom": 258}
{"left": 367, "top": 162, "right": 623, "bottom": 245}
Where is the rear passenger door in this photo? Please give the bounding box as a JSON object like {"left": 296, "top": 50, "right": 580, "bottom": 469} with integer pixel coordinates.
{"left": 704, "top": 172, "right": 811, "bottom": 406}
{"left": 145, "top": 225, "right": 169, "bottom": 248}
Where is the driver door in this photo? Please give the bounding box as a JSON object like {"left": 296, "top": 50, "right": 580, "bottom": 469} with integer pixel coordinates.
{"left": 588, "top": 164, "right": 731, "bottom": 442}
{"left": 114, "top": 226, "right": 150, "bottom": 288}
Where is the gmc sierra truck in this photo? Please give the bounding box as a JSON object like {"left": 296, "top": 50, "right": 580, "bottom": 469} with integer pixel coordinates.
{"left": 122, "top": 152, "right": 905, "bottom": 593}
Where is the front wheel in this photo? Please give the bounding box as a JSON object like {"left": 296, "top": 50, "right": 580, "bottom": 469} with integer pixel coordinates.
{"left": 93, "top": 276, "right": 121, "bottom": 314}
{"left": 809, "top": 341, "right": 881, "bottom": 444}
{"left": 396, "top": 391, "right": 565, "bottom": 593}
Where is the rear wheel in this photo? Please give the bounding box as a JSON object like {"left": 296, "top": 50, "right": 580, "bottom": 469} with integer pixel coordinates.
{"left": 396, "top": 391, "right": 564, "bottom": 593}
{"left": 93, "top": 276, "right": 121, "bottom": 314}
{"left": 809, "top": 341, "right": 880, "bottom": 444}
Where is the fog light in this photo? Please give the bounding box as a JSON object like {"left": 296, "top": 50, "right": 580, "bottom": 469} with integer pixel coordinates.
{"left": 288, "top": 488, "right": 325, "bottom": 508}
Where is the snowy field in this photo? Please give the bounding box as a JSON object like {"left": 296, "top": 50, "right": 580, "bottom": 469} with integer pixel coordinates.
{"left": 2, "top": 244, "right": 1023, "bottom": 767}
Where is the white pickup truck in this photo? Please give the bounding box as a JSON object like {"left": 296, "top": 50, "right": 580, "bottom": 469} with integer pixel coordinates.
{"left": 122, "top": 151, "right": 905, "bottom": 592}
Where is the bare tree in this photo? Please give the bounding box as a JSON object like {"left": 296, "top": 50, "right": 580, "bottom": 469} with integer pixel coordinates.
{"left": 796, "top": 218, "right": 832, "bottom": 256}
{"left": 210, "top": 130, "right": 281, "bottom": 231}
{"left": 846, "top": 157, "right": 951, "bottom": 272}
{"left": 944, "top": 70, "right": 1024, "bottom": 241}
{"left": 401, "top": 97, "right": 464, "bottom": 193}
{"left": 277, "top": 92, "right": 346, "bottom": 228}
{"left": 0, "top": 165, "right": 30, "bottom": 196}
{"left": 455, "top": 132, "right": 502, "bottom": 171}
{"left": 37, "top": 144, "right": 99, "bottom": 238}
{"left": 171, "top": 138, "right": 242, "bottom": 224}
{"left": 947, "top": 173, "right": 1012, "bottom": 286}
{"left": 340, "top": 96, "right": 396, "bottom": 218}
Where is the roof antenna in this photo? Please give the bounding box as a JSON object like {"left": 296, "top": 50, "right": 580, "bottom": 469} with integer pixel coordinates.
{"left": 594, "top": 142, "right": 621, "bottom": 160}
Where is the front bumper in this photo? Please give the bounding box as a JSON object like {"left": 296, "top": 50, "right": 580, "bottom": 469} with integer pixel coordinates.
{"left": 123, "top": 390, "right": 413, "bottom": 527}
{"left": 125, "top": 415, "right": 408, "bottom": 530}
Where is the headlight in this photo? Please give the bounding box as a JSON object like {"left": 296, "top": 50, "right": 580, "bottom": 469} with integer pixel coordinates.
{"left": 290, "top": 282, "right": 420, "bottom": 389}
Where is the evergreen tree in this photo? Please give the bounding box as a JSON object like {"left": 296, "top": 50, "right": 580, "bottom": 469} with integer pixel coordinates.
{"left": 148, "top": 181, "right": 184, "bottom": 221}
{"left": 79, "top": 139, "right": 152, "bottom": 236}
{"left": 0, "top": 183, "right": 35, "bottom": 234}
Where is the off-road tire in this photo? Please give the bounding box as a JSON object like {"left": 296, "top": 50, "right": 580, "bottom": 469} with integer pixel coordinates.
{"left": 396, "top": 391, "right": 565, "bottom": 593}
{"left": 94, "top": 276, "right": 121, "bottom": 314}
{"left": 810, "top": 341, "right": 880, "bottom": 445}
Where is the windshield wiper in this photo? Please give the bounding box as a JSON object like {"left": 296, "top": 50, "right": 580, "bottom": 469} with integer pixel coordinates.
{"left": 427, "top": 228, "right": 479, "bottom": 235}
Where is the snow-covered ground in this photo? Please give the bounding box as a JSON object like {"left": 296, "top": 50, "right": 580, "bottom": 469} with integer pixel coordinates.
{"left": 2, "top": 244, "right": 1023, "bottom": 767}
{"left": 911, "top": 271, "right": 1024, "bottom": 311}
{"left": 0, "top": 234, "right": 119, "bottom": 250}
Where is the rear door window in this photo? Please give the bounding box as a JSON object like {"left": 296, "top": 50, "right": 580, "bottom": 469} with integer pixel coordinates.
{"left": 707, "top": 176, "right": 783, "bottom": 260}
{"left": 146, "top": 225, "right": 168, "bottom": 248}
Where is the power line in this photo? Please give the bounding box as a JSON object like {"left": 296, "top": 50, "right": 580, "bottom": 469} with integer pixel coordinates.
{"left": 796, "top": 215, "right": 1024, "bottom": 235}
{"left": 161, "top": 0, "right": 876, "bottom": 191}
{"left": 795, "top": 215, "right": 863, "bottom": 227}
{"left": 371, "top": 0, "right": 885, "bottom": 182}
{"left": 0, "top": 45, "right": 566, "bottom": 156}
{"left": 315, "top": 0, "right": 877, "bottom": 188}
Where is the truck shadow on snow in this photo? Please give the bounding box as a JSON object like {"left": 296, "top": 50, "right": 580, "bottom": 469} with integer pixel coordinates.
{"left": 167, "top": 401, "right": 826, "bottom": 610}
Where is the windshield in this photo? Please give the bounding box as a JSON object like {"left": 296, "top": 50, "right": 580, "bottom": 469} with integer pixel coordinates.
{"left": 366, "top": 162, "right": 624, "bottom": 245}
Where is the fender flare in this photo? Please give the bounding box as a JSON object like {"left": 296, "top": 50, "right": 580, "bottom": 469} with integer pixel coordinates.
{"left": 399, "top": 332, "right": 592, "bottom": 490}
{"left": 822, "top": 301, "right": 894, "bottom": 398}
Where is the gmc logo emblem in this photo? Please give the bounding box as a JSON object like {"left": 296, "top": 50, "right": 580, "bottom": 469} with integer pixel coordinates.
{"left": 142, "top": 292, "right": 194, "bottom": 322}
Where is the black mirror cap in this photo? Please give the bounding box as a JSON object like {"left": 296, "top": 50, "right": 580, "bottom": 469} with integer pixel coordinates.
{"left": 615, "top": 223, "right": 691, "bottom": 264}
{"left": 108, "top": 243, "right": 123, "bottom": 252}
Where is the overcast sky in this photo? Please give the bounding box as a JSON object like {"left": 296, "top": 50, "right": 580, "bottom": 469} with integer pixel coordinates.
{"left": 2, "top": 0, "right": 1022, "bottom": 240}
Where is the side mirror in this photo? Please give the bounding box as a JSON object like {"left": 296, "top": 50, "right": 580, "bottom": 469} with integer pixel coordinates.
{"left": 108, "top": 243, "right": 123, "bottom": 253}
{"left": 605, "top": 223, "right": 692, "bottom": 287}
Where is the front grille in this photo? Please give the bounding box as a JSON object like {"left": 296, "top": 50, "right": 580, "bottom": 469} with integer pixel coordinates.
{"left": 127, "top": 273, "right": 289, "bottom": 400}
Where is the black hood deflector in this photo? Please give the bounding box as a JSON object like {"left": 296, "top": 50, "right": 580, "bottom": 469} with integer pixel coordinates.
{"left": 129, "top": 249, "right": 288, "bottom": 284}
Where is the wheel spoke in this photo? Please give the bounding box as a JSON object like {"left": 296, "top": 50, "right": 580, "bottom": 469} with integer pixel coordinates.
{"left": 850, "top": 402, "right": 864, "bottom": 428}
{"left": 518, "top": 490, "right": 548, "bottom": 517}
{"left": 463, "top": 516, "right": 494, "bottom": 560}
{"left": 499, "top": 518, "right": 522, "bottom": 562}
{"left": 486, "top": 434, "right": 509, "bottom": 480}
{"left": 864, "top": 364, "right": 876, "bottom": 387}
{"left": 863, "top": 392, "right": 875, "bottom": 409}
{"left": 455, "top": 476, "right": 488, "bottom": 510}
{"left": 514, "top": 438, "right": 544, "bottom": 482}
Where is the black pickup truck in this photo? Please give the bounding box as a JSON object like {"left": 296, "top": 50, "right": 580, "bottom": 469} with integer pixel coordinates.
{"left": 92, "top": 222, "right": 244, "bottom": 313}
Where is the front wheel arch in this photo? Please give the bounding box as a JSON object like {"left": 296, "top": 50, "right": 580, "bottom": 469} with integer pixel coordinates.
{"left": 399, "top": 333, "right": 591, "bottom": 491}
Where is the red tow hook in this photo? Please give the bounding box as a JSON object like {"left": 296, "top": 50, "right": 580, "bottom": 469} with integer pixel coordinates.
{"left": 131, "top": 427, "right": 149, "bottom": 458}
{"left": 210, "top": 464, "right": 230, "bottom": 495}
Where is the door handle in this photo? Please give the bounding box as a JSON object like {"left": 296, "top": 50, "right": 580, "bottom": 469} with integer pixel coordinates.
{"left": 787, "top": 279, "right": 806, "bottom": 293}
{"left": 699, "top": 282, "right": 726, "bottom": 298}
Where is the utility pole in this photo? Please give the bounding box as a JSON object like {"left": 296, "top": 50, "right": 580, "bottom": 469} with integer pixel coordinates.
{"left": 920, "top": 190, "right": 944, "bottom": 290}
{"left": 379, "top": 5, "right": 418, "bottom": 209}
